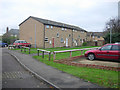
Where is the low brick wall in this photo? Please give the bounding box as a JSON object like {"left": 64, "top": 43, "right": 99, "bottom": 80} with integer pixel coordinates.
{"left": 54, "top": 56, "right": 120, "bottom": 71}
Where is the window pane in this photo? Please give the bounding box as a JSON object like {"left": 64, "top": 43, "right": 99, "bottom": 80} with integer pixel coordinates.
{"left": 111, "top": 45, "right": 119, "bottom": 51}
{"left": 61, "top": 38, "right": 64, "bottom": 42}
{"left": 101, "top": 45, "right": 112, "bottom": 50}
{"left": 51, "top": 26, "right": 53, "bottom": 28}
{"left": 46, "top": 25, "right": 49, "bottom": 28}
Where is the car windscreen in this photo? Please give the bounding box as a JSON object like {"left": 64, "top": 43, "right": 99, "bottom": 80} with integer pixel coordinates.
{"left": 21, "top": 41, "right": 27, "bottom": 43}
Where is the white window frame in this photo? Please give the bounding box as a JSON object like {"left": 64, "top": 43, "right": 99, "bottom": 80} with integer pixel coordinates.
{"left": 57, "top": 32, "right": 59, "bottom": 38}
{"left": 46, "top": 25, "right": 49, "bottom": 28}
{"left": 62, "top": 28, "right": 64, "bottom": 31}
{"left": 45, "top": 37, "right": 48, "bottom": 42}
{"left": 61, "top": 38, "right": 64, "bottom": 42}
{"left": 75, "top": 30, "right": 77, "bottom": 32}
{"left": 81, "top": 31, "right": 84, "bottom": 33}
{"left": 11, "top": 34, "right": 14, "bottom": 37}
{"left": 51, "top": 26, "right": 53, "bottom": 29}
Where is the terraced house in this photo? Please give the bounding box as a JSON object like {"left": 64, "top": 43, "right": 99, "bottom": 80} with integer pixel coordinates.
{"left": 19, "top": 16, "right": 87, "bottom": 48}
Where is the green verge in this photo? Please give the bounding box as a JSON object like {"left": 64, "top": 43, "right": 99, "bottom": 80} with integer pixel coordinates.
{"left": 11, "top": 46, "right": 119, "bottom": 88}
{"left": 12, "top": 46, "right": 98, "bottom": 54}
{"left": 33, "top": 55, "right": 119, "bottom": 88}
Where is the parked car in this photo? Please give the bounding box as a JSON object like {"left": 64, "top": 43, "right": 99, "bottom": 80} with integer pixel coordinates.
{"left": 85, "top": 43, "right": 120, "bottom": 60}
{"left": 0, "top": 41, "right": 8, "bottom": 47}
{"left": 13, "top": 40, "right": 31, "bottom": 48}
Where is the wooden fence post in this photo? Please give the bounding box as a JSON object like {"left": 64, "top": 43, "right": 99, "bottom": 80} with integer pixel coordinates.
{"left": 24, "top": 48, "right": 26, "bottom": 52}
{"left": 42, "top": 51, "right": 44, "bottom": 58}
{"left": 37, "top": 50, "right": 39, "bottom": 56}
{"left": 81, "top": 50, "right": 83, "bottom": 55}
{"left": 29, "top": 48, "right": 30, "bottom": 54}
{"left": 53, "top": 52, "right": 56, "bottom": 60}
{"left": 70, "top": 51, "right": 72, "bottom": 57}
{"left": 21, "top": 47, "right": 22, "bottom": 52}
{"left": 49, "top": 52, "right": 51, "bottom": 61}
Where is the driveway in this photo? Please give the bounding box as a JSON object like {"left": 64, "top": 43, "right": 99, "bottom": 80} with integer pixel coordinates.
{"left": 73, "top": 56, "right": 120, "bottom": 68}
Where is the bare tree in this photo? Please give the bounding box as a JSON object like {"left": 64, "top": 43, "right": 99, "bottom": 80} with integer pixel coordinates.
{"left": 104, "top": 17, "right": 120, "bottom": 34}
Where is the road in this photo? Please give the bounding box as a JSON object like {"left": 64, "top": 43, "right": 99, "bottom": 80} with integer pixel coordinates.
{"left": 2, "top": 48, "right": 50, "bottom": 88}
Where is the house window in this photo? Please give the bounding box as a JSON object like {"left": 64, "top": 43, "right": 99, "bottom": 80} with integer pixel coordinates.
{"left": 30, "top": 37, "right": 32, "bottom": 40}
{"left": 14, "top": 35, "right": 17, "bottom": 37}
{"left": 51, "top": 26, "right": 53, "bottom": 29}
{"left": 73, "top": 29, "right": 75, "bottom": 32}
{"left": 69, "top": 34, "right": 71, "bottom": 37}
{"left": 80, "top": 39, "right": 82, "bottom": 41}
{"left": 61, "top": 38, "right": 64, "bottom": 42}
{"left": 46, "top": 25, "right": 49, "bottom": 28}
{"left": 62, "top": 28, "right": 64, "bottom": 31}
{"left": 65, "top": 28, "right": 67, "bottom": 31}
{"left": 75, "top": 30, "right": 77, "bottom": 32}
{"left": 78, "top": 35, "right": 80, "bottom": 38}
{"left": 97, "top": 36, "right": 100, "bottom": 38}
{"left": 11, "top": 34, "right": 13, "bottom": 37}
{"left": 57, "top": 32, "right": 59, "bottom": 38}
{"left": 81, "top": 31, "right": 84, "bottom": 33}
{"left": 45, "top": 37, "right": 48, "bottom": 42}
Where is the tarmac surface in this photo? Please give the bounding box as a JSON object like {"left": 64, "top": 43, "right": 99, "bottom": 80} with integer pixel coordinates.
{"left": 2, "top": 48, "right": 50, "bottom": 88}
{"left": 5, "top": 48, "right": 102, "bottom": 88}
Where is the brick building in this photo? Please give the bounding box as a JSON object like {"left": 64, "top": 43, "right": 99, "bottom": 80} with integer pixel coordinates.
{"left": 19, "top": 16, "right": 87, "bottom": 48}
{"left": 86, "top": 32, "right": 105, "bottom": 46}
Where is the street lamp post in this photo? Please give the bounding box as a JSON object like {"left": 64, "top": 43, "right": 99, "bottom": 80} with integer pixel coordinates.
{"left": 106, "top": 24, "right": 112, "bottom": 44}
{"left": 110, "top": 26, "right": 112, "bottom": 44}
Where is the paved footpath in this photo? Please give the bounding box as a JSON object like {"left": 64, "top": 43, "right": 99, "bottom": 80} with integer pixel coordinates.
{"left": 8, "top": 49, "right": 102, "bottom": 88}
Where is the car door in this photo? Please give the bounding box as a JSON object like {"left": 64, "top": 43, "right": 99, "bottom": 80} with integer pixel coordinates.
{"left": 96, "top": 45, "right": 112, "bottom": 59}
{"left": 108, "top": 45, "right": 120, "bottom": 60}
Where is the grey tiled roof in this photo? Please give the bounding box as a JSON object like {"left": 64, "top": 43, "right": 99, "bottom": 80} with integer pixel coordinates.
{"left": 8, "top": 29, "right": 19, "bottom": 35}
{"left": 87, "top": 32, "right": 103, "bottom": 36}
{"left": 19, "top": 16, "right": 87, "bottom": 32}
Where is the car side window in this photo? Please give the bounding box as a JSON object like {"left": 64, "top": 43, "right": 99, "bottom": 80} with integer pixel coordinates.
{"left": 111, "top": 45, "right": 119, "bottom": 51}
{"left": 101, "top": 45, "right": 112, "bottom": 51}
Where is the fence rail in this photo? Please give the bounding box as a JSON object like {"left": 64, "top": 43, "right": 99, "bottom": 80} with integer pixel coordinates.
{"left": 21, "top": 46, "right": 31, "bottom": 54}
{"left": 53, "top": 47, "right": 99, "bottom": 60}
{"left": 8, "top": 45, "right": 16, "bottom": 49}
{"left": 37, "top": 49, "right": 51, "bottom": 61}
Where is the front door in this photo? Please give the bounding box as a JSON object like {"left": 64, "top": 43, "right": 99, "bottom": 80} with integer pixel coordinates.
{"left": 52, "top": 38, "right": 54, "bottom": 48}
{"left": 66, "top": 38, "right": 68, "bottom": 47}
{"left": 95, "top": 42, "right": 98, "bottom": 46}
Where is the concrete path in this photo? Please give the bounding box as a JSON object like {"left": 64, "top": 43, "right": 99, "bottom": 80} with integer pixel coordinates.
{"left": 8, "top": 49, "right": 102, "bottom": 88}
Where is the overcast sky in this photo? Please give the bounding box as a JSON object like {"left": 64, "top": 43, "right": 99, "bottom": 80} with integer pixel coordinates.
{"left": 0, "top": 0, "right": 119, "bottom": 35}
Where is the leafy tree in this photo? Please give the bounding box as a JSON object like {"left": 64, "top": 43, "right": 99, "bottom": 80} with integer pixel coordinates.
{"left": 103, "top": 17, "right": 120, "bottom": 43}
{"left": 2, "top": 33, "right": 18, "bottom": 45}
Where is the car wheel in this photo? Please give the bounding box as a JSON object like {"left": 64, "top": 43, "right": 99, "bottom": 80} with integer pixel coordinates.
{"left": 5, "top": 45, "right": 7, "bottom": 47}
{"left": 88, "top": 53, "right": 95, "bottom": 60}
{"left": 18, "top": 45, "right": 22, "bottom": 48}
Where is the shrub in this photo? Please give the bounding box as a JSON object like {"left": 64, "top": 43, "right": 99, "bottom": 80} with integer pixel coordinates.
{"left": 82, "top": 42, "right": 87, "bottom": 46}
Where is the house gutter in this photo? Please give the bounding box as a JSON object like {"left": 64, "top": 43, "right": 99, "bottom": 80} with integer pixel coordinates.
{"left": 43, "top": 24, "right": 45, "bottom": 49}
{"left": 72, "top": 29, "right": 73, "bottom": 47}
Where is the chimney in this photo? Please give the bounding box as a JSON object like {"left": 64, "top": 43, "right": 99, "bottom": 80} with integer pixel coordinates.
{"left": 6, "top": 27, "right": 9, "bottom": 33}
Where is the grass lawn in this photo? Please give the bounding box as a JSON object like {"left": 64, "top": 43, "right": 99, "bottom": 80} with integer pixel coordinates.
{"left": 12, "top": 46, "right": 119, "bottom": 88}
{"left": 33, "top": 55, "right": 119, "bottom": 88}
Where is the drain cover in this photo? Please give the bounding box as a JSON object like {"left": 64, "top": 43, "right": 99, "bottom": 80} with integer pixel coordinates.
{"left": 2, "top": 71, "right": 32, "bottom": 80}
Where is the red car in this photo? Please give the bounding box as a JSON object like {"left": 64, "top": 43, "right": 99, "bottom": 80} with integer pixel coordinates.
{"left": 85, "top": 44, "right": 120, "bottom": 60}
{"left": 13, "top": 40, "right": 31, "bottom": 48}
